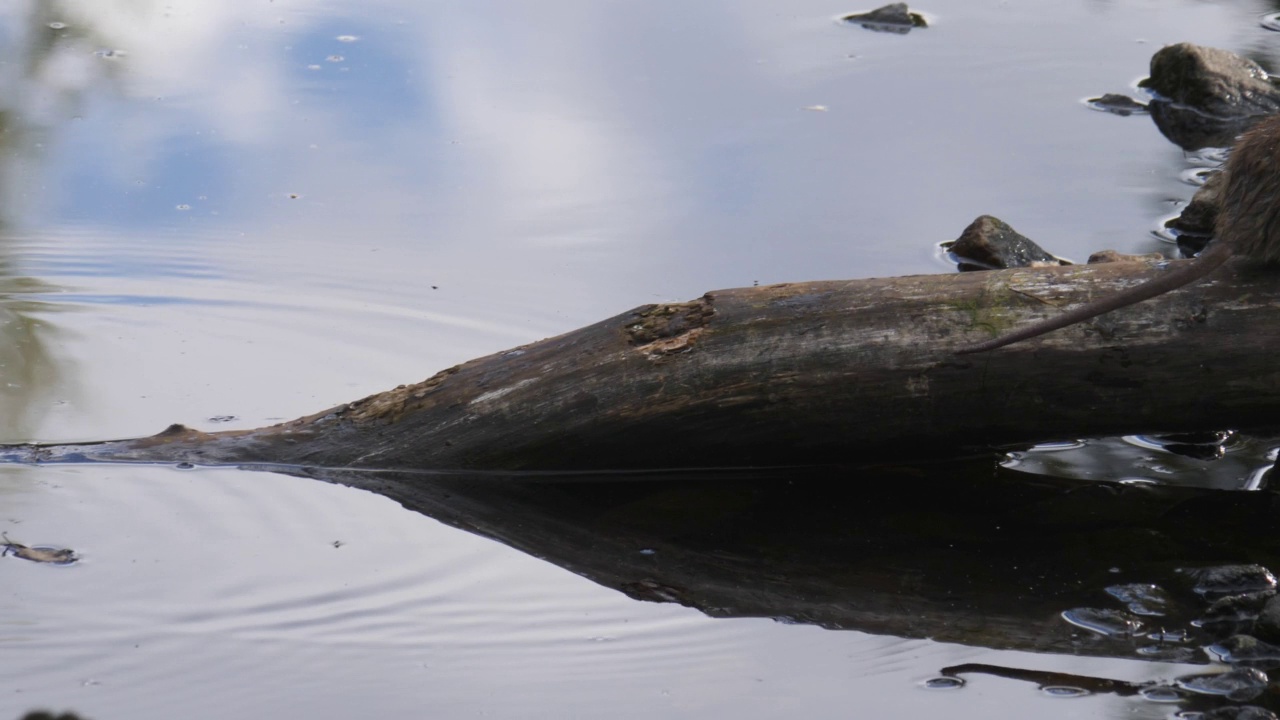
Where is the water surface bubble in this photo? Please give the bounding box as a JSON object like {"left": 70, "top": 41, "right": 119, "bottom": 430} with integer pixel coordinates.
{"left": 1061, "top": 607, "right": 1142, "bottom": 637}
{"left": 1042, "top": 685, "right": 1089, "bottom": 698}
{"left": 1136, "top": 645, "right": 1199, "bottom": 662}
{"left": 336, "top": 35, "right": 359, "bottom": 42}
{"left": 326, "top": 55, "right": 344, "bottom": 62}
{"left": 1139, "top": 686, "right": 1182, "bottom": 702}
{"left": 48, "top": 21, "right": 67, "bottom": 29}
{"left": 922, "top": 676, "right": 964, "bottom": 690}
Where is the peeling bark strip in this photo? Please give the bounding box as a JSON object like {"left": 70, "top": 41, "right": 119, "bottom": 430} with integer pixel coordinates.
{"left": 11, "top": 256, "right": 1280, "bottom": 471}
{"left": 625, "top": 297, "right": 715, "bottom": 361}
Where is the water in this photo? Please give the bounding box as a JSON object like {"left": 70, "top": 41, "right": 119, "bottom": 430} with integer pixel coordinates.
{"left": 1, "top": 0, "right": 1275, "bottom": 717}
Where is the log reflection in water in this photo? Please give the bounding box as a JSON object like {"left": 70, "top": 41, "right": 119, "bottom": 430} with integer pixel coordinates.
{"left": 286, "top": 459, "right": 1280, "bottom": 666}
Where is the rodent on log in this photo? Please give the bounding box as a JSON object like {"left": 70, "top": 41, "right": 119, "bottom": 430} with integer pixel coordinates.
{"left": 956, "top": 113, "right": 1280, "bottom": 355}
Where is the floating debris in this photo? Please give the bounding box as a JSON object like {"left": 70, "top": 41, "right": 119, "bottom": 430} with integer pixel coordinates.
{"left": 2, "top": 533, "right": 77, "bottom": 565}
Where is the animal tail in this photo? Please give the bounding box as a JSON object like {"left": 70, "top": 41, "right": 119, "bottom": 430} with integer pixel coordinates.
{"left": 955, "top": 242, "right": 1231, "bottom": 355}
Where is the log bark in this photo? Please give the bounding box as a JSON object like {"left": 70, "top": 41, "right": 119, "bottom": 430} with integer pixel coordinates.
{"left": 6, "top": 255, "right": 1280, "bottom": 470}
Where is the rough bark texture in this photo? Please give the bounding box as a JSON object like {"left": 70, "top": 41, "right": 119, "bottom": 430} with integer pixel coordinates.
{"left": 7, "top": 255, "right": 1280, "bottom": 471}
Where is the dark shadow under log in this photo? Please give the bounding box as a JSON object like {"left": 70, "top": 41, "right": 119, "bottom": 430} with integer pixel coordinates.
{"left": 6, "top": 255, "right": 1280, "bottom": 470}
{"left": 283, "top": 461, "right": 1280, "bottom": 668}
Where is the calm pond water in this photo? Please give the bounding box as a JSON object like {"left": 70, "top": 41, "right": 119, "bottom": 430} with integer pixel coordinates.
{"left": 2, "top": 0, "right": 1278, "bottom": 717}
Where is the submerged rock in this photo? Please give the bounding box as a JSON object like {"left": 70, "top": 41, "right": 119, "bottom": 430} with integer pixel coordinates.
{"left": 1088, "top": 93, "right": 1148, "bottom": 116}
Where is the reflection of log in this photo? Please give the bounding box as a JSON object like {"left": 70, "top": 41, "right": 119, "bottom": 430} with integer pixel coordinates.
{"left": 282, "top": 462, "right": 1274, "bottom": 664}
{"left": 6, "top": 257, "right": 1280, "bottom": 470}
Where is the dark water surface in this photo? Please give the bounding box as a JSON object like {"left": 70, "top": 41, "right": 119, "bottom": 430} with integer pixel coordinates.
{"left": 2, "top": 0, "right": 1277, "bottom": 717}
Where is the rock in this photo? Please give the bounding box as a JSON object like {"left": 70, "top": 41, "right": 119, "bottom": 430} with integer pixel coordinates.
{"left": 1204, "top": 707, "right": 1280, "bottom": 720}
{"left": 1179, "top": 564, "right": 1278, "bottom": 599}
{"left": 1176, "top": 667, "right": 1271, "bottom": 701}
{"left": 1169, "top": 168, "right": 1225, "bottom": 237}
{"left": 1088, "top": 93, "right": 1148, "bottom": 116}
{"left": 1253, "top": 593, "right": 1280, "bottom": 643}
{"left": 1142, "top": 44, "right": 1280, "bottom": 116}
{"left": 1206, "top": 634, "right": 1280, "bottom": 669}
{"left": 945, "top": 215, "right": 1068, "bottom": 271}
{"left": 1140, "top": 43, "right": 1280, "bottom": 149}
{"left": 842, "top": 3, "right": 927, "bottom": 33}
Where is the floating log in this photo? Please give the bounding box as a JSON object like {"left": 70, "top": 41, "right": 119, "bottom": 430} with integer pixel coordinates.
{"left": 5, "top": 255, "right": 1280, "bottom": 471}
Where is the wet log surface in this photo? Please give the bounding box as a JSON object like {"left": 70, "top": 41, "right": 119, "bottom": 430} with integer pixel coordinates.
{"left": 4, "top": 255, "right": 1280, "bottom": 471}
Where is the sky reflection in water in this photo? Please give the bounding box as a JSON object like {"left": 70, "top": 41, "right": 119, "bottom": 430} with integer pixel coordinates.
{"left": 0, "top": 0, "right": 1267, "bottom": 718}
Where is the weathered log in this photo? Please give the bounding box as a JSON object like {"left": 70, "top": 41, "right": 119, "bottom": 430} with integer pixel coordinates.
{"left": 6, "top": 255, "right": 1280, "bottom": 471}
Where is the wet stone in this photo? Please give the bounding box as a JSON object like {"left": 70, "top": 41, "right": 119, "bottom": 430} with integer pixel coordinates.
{"left": 1255, "top": 594, "right": 1280, "bottom": 643}
{"left": 1196, "top": 593, "right": 1272, "bottom": 638}
{"left": 1203, "top": 707, "right": 1280, "bottom": 720}
{"left": 1180, "top": 565, "right": 1277, "bottom": 599}
{"left": 1140, "top": 43, "right": 1280, "bottom": 150}
{"left": 945, "top": 214, "right": 1067, "bottom": 271}
{"left": 1087, "top": 93, "right": 1148, "bottom": 116}
{"left": 1106, "top": 582, "right": 1172, "bottom": 616}
{"left": 842, "top": 3, "right": 928, "bottom": 33}
{"left": 1140, "top": 43, "right": 1280, "bottom": 120}
{"left": 1175, "top": 667, "right": 1270, "bottom": 701}
{"left": 1206, "top": 635, "right": 1280, "bottom": 670}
